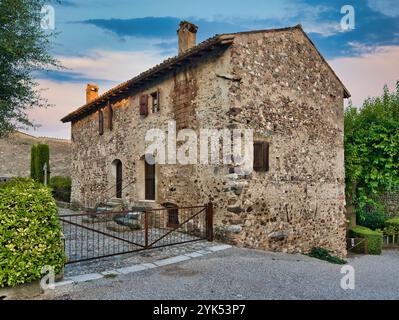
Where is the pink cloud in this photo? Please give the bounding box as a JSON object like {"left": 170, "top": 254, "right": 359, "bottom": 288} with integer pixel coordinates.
{"left": 329, "top": 45, "right": 399, "bottom": 107}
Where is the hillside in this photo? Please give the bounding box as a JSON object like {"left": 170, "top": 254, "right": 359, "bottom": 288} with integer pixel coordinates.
{"left": 0, "top": 131, "right": 71, "bottom": 178}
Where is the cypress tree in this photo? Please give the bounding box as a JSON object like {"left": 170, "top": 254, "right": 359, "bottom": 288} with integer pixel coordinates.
{"left": 30, "top": 145, "right": 37, "bottom": 180}
{"left": 34, "top": 144, "right": 50, "bottom": 184}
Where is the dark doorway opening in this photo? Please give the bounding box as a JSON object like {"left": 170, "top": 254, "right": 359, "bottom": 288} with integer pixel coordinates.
{"left": 163, "top": 202, "right": 179, "bottom": 228}
{"left": 145, "top": 160, "right": 155, "bottom": 200}
{"left": 115, "top": 160, "right": 122, "bottom": 198}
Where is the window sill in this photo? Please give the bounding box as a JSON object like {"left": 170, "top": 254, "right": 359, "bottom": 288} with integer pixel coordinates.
{"left": 139, "top": 199, "right": 156, "bottom": 203}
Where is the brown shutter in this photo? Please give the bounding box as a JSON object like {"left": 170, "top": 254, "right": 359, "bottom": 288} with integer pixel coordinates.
{"left": 263, "top": 141, "right": 269, "bottom": 172}
{"left": 156, "top": 88, "right": 160, "bottom": 111}
{"left": 140, "top": 94, "right": 149, "bottom": 116}
{"left": 108, "top": 101, "right": 113, "bottom": 130}
{"left": 253, "top": 142, "right": 263, "bottom": 171}
{"left": 99, "top": 110, "right": 104, "bottom": 135}
{"left": 253, "top": 141, "right": 269, "bottom": 172}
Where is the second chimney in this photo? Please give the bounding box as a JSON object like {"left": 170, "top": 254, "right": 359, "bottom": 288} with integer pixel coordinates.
{"left": 177, "top": 21, "right": 198, "bottom": 54}
{"left": 86, "top": 84, "right": 99, "bottom": 103}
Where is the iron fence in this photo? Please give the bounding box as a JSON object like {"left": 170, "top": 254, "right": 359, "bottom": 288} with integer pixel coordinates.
{"left": 59, "top": 203, "right": 213, "bottom": 264}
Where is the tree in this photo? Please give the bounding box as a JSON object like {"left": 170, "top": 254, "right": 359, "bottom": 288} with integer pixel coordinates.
{"left": 0, "top": 0, "right": 61, "bottom": 138}
{"left": 345, "top": 81, "right": 399, "bottom": 221}
{"left": 30, "top": 143, "right": 50, "bottom": 184}
{"left": 30, "top": 144, "right": 37, "bottom": 179}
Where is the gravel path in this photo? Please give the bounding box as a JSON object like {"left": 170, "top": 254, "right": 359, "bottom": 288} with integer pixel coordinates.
{"left": 41, "top": 247, "right": 399, "bottom": 300}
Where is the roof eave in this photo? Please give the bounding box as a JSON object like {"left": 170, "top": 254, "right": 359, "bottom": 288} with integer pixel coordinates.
{"left": 61, "top": 35, "right": 235, "bottom": 123}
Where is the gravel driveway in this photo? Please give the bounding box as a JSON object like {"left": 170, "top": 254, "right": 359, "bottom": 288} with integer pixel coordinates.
{"left": 40, "top": 247, "right": 399, "bottom": 300}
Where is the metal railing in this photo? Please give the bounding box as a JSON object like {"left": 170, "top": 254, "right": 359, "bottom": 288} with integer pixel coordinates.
{"left": 60, "top": 202, "right": 213, "bottom": 264}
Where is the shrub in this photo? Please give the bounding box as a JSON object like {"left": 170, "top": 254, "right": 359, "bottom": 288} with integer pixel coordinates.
{"left": 30, "top": 145, "right": 37, "bottom": 180}
{"left": 50, "top": 176, "right": 71, "bottom": 203}
{"left": 357, "top": 209, "right": 387, "bottom": 230}
{"left": 0, "top": 179, "right": 66, "bottom": 287}
{"left": 307, "top": 247, "right": 347, "bottom": 264}
{"left": 384, "top": 217, "right": 399, "bottom": 235}
{"left": 30, "top": 144, "right": 50, "bottom": 184}
{"left": 350, "top": 226, "right": 383, "bottom": 255}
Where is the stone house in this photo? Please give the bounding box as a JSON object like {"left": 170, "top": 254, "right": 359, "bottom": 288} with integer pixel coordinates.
{"left": 61, "top": 21, "right": 350, "bottom": 256}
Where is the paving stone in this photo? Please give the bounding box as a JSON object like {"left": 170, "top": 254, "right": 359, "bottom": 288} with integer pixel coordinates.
{"left": 185, "top": 252, "right": 203, "bottom": 258}
{"left": 53, "top": 279, "right": 74, "bottom": 288}
{"left": 101, "top": 270, "right": 120, "bottom": 276}
{"left": 207, "top": 245, "right": 232, "bottom": 252}
{"left": 116, "top": 264, "right": 147, "bottom": 274}
{"left": 69, "top": 273, "right": 103, "bottom": 283}
{"left": 140, "top": 263, "right": 157, "bottom": 269}
{"left": 153, "top": 255, "right": 191, "bottom": 266}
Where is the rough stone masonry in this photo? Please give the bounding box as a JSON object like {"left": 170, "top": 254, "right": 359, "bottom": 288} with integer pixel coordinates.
{"left": 61, "top": 22, "right": 350, "bottom": 257}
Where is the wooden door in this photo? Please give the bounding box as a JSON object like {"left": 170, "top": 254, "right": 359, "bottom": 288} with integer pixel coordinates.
{"left": 116, "top": 160, "right": 122, "bottom": 198}
{"left": 145, "top": 161, "right": 155, "bottom": 200}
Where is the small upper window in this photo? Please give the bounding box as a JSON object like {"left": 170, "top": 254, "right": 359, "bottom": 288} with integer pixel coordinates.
{"left": 151, "top": 89, "right": 160, "bottom": 113}
{"left": 99, "top": 110, "right": 104, "bottom": 135}
{"left": 253, "top": 141, "right": 269, "bottom": 172}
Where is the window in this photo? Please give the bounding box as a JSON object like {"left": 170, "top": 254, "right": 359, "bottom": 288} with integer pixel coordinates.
{"left": 144, "top": 160, "right": 155, "bottom": 200}
{"left": 140, "top": 94, "right": 149, "bottom": 116}
{"left": 253, "top": 141, "right": 269, "bottom": 172}
{"left": 151, "top": 89, "right": 160, "bottom": 113}
{"left": 98, "top": 110, "right": 104, "bottom": 135}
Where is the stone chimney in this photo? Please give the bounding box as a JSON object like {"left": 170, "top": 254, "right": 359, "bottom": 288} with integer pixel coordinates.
{"left": 86, "top": 84, "right": 99, "bottom": 103}
{"left": 177, "top": 21, "right": 198, "bottom": 54}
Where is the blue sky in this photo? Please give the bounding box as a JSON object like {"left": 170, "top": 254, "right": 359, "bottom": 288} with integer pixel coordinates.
{"left": 28, "top": 0, "right": 399, "bottom": 138}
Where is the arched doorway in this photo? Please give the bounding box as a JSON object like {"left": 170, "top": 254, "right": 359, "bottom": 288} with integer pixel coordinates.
{"left": 112, "top": 159, "right": 123, "bottom": 198}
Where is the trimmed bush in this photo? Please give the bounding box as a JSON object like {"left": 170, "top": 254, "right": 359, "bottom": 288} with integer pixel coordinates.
{"left": 0, "top": 179, "right": 66, "bottom": 287}
{"left": 51, "top": 176, "right": 71, "bottom": 203}
{"left": 350, "top": 226, "right": 383, "bottom": 255}
{"left": 384, "top": 217, "right": 399, "bottom": 235}
{"left": 357, "top": 209, "right": 387, "bottom": 230}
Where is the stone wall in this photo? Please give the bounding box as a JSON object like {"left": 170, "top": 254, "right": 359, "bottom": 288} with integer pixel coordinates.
{"left": 70, "top": 27, "right": 347, "bottom": 256}
{"left": 70, "top": 47, "right": 231, "bottom": 210}
{"left": 0, "top": 131, "right": 71, "bottom": 178}
{"left": 215, "top": 29, "right": 347, "bottom": 256}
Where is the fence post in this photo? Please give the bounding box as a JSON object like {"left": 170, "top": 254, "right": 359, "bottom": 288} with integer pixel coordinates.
{"left": 144, "top": 210, "right": 149, "bottom": 248}
{"left": 206, "top": 201, "right": 214, "bottom": 242}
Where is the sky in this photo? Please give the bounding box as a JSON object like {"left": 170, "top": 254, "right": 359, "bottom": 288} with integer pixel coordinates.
{"left": 26, "top": 0, "right": 399, "bottom": 138}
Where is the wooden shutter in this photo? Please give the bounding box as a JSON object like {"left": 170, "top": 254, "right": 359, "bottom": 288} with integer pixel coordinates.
{"left": 140, "top": 94, "right": 149, "bottom": 116}
{"left": 253, "top": 141, "right": 269, "bottom": 172}
{"left": 155, "top": 88, "right": 160, "bottom": 112}
{"left": 108, "top": 101, "right": 113, "bottom": 130}
{"left": 145, "top": 161, "right": 155, "bottom": 200}
{"left": 99, "top": 110, "right": 104, "bottom": 135}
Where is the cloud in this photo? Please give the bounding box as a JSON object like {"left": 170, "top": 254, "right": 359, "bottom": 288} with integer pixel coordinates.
{"left": 367, "top": 0, "right": 399, "bottom": 17}
{"left": 329, "top": 45, "right": 399, "bottom": 107}
{"left": 24, "top": 48, "right": 169, "bottom": 138}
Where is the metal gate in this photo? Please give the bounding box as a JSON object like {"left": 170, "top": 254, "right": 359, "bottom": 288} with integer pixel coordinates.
{"left": 60, "top": 203, "right": 213, "bottom": 264}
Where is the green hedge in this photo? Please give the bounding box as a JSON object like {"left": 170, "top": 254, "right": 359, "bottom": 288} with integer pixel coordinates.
{"left": 384, "top": 217, "right": 399, "bottom": 235}
{"left": 50, "top": 176, "right": 71, "bottom": 203}
{"left": 0, "top": 179, "right": 66, "bottom": 287}
{"left": 350, "top": 226, "right": 383, "bottom": 255}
